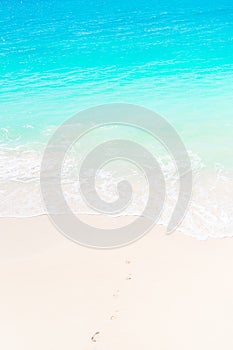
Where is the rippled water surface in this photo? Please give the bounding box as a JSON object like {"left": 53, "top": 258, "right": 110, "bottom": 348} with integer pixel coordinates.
{"left": 0, "top": 0, "right": 233, "bottom": 237}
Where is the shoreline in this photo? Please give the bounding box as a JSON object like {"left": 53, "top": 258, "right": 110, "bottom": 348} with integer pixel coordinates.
{"left": 1, "top": 161, "right": 232, "bottom": 239}
{"left": 0, "top": 212, "right": 232, "bottom": 240}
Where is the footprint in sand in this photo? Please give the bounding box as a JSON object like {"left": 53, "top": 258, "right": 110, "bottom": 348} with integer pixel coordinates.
{"left": 91, "top": 331, "right": 100, "bottom": 343}
{"left": 113, "top": 289, "right": 120, "bottom": 298}
{"left": 126, "top": 274, "right": 133, "bottom": 280}
{"left": 110, "top": 310, "right": 119, "bottom": 320}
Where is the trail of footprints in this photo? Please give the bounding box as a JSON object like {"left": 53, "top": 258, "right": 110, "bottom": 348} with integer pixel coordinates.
{"left": 111, "top": 259, "right": 133, "bottom": 317}
{"left": 91, "top": 259, "right": 133, "bottom": 343}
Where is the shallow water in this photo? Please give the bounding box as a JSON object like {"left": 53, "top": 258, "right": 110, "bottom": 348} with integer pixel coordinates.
{"left": 0, "top": 0, "right": 232, "bottom": 238}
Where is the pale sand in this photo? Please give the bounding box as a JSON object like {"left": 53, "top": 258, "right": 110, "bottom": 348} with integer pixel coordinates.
{"left": 1, "top": 215, "right": 233, "bottom": 349}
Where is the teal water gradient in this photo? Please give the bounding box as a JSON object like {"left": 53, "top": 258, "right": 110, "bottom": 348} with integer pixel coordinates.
{"left": 0, "top": 0, "right": 233, "bottom": 236}
{"left": 1, "top": 0, "right": 233, "bottom": 166}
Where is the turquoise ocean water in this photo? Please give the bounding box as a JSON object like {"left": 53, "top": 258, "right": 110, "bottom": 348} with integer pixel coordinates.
{"left": 0, "top": 0, "right": 233, "bottom": 238}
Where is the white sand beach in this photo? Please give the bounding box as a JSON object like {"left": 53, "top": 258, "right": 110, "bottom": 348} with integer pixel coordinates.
{"left": 1, "top": 215, "right": 233, "bottom": 349}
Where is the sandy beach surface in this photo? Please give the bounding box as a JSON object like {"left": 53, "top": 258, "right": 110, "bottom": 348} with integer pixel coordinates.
{"left": 1, "top": 215, "right": 233, "bottom": 349}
